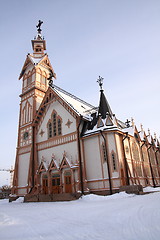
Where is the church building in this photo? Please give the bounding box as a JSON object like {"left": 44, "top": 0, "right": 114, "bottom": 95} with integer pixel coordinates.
{"left": 12, "top": 22, "right": 160, "bottom": 201}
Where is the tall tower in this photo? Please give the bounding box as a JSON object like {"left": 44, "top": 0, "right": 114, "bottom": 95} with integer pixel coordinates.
{"left": 13, "top": 21, "right": 56, "bottom": 196}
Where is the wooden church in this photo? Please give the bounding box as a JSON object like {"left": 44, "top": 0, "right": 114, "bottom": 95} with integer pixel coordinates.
{"left": 12, "top": 22, "right": 160, "bottom": 201}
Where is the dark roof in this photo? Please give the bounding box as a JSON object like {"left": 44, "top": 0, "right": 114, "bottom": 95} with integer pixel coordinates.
{"left": 98, "top": 90, "right": 113, "bottom": 119}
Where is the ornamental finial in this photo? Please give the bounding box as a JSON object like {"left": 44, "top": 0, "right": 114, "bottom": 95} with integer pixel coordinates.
{"left": 36, "top": 20, "right": 43, "bottom": 35}
{"left": 97, "top": 76, "right": 104, "bottom": 90}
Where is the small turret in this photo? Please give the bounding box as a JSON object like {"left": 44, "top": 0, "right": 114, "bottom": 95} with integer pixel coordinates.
{"left": 97, "top": 76, "right": 113, "bottom": 119}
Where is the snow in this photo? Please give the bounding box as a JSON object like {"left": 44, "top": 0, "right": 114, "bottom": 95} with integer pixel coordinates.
{"left": 143, "top": 186, "right": 160, "bottom": 192}
{"left": 54, "top": 85, "right": 94, "bottom": 116}
{"left": 1, "top": 191, "right": 160, "bottom": 240}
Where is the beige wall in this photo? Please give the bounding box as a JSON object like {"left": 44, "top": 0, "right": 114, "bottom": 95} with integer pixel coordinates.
{"left": 18, "top": 152, "right": 30, "bottom": 195}
{"left": 83, "top": 136, "right": 102, "bottom": 181}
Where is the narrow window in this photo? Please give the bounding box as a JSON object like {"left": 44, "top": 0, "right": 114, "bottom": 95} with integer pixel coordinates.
{"left": 58, "top": 118, "right": 62, "bottom": 135}
{"left": 112, "top": 152, "right": 117, "bottom": 171}
{"left": 48, "top": 122, "right": 52, "bottom": 138}
{"left": 27, "top": 76, "right": 32, "bottom": 85}
{"left": 102, "top": 144, "right": 107, "bottom": 162}
{"left": 53, "top": 113, "right": 57, "bottom": 136}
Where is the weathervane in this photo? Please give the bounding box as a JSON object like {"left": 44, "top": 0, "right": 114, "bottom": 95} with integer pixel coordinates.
{"left": 36, "top": 20, "right": 43, "bottom": 34}
{"left": 97, "top": 76, "right": 104, "bottom": 90}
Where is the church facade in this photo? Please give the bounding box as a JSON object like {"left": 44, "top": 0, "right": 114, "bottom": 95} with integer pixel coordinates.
{"left": 12, "top": 25, "right": 160, "bottom": 200}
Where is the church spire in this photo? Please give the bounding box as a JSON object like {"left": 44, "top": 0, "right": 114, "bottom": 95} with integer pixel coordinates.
{"left": 31, "top": 20, "right": 46, "bottom": 57}
{"left": 97, "top": 76, "right": 113, "bottom": 119}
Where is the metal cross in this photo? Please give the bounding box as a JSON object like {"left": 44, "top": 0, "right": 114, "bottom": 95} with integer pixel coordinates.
{"left": 97, "top": 76, "right": 104, "bottom": 90}
{"left": 125, "top": 119, "right": 130, "bottom": 128}
{"left": 36, "top": 20, "right": 43, "bottom": 34}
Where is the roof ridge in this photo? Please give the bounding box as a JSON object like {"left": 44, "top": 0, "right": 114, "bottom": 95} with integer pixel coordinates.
{"left": 53, "top": 84, "right": 95, "bottom": 109}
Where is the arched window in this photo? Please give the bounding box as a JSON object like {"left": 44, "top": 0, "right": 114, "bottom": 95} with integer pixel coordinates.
{"left": 47, "top": 110, "right": 62, "bottom": 139}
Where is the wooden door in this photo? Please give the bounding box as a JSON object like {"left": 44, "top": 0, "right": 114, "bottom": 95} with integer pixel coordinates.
{"left": 52, "top": 175, "right": 60, "bottom": 194}
{"left": 64, "top": 175, "right": 72, "bottom": 193}
{"left": 42, "top": 178, "right": 48, "bottom": 194}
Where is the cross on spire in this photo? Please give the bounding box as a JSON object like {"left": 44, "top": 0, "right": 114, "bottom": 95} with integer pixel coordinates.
{"left": 125, "top": 119, "right": 130, "bottom": 127}
{"left": 97, "top": 76, "right": 104, "bottom": 90}
{"left": 36, "top": 20, "right": 43, "bottom": 35}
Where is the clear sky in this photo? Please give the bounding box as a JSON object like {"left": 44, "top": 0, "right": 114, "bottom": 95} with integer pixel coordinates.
{"left": 0, "top": 0, "right": 160, "bottom": 186}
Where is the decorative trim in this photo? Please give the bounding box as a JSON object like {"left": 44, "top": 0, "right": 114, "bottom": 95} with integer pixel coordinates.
{"left": 65, "top": 119, "right": 73, "bottom": 128}
{"left": 37, "top": 132, "right": 77, "bottom": 151}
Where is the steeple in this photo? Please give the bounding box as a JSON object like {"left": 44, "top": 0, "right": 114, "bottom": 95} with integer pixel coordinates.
{"left": 97, "top": 76, "right": 113, "bottom": 119}
{"left": 31, "top": 20, "right": 46, "bottom": 57}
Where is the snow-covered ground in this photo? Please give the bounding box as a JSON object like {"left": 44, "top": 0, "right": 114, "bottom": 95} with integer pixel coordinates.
{"left": 1, "top": 189, "right": 160, "bottom": 240}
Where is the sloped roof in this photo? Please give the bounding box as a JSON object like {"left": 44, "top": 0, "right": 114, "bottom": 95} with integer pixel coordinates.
{"left": 98, "top": 90, "right": 113, "bottom": 118}
{"left": 53, "top": 85, "right": 95, "bottom": 118}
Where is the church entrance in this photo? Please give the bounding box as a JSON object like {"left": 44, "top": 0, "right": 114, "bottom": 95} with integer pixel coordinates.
{"left": 52, "top": 174, "right": 61, "bottom": 194}
{"left": 64, "top": 172, "right": 72, "bottom": 193}
{"left": 42, "top": 175, "right": 48, "bottom": 194}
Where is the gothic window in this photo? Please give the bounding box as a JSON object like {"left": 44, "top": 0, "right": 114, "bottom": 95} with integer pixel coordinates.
{"left": 47, "top": 110, "right": 62, "bottom": 139}
{"left": 21, "top": 101, "right": 32, "bottom": 125}
{"left": 111, "top": 151, "right": 117, "bottom": 171}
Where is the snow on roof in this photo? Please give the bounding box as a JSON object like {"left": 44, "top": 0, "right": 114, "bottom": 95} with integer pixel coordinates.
{"left": 122, "top": 126, "right": 135, "bottom": 136}
{"left": 28, "top": 55, "right": 44, "bottom": 65}
{"left": 53, "top": 85, "right": 95, "bottom": 117}
{"left": 42, "top": 161, "right": 49, "bottom": 171}
{"left": 139, "top": 130, "right": 145, "bottom": 141}
{"left": 52, "top": 159, "right": 60, "bottom": 169}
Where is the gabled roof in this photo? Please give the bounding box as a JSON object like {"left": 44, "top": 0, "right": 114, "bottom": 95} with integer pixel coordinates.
{"left": 48, "top": 158, "right": 60, "bottom": 171}
{"left": 38, "top": 161, "right": 47, "bottom": 173}
{"left": 34, "top": 85, "right": 95, "bottom": 126}
{"left": 19, "top": 53, "right": 55, "bottom": 80}
{"left": 53, "top": 85, "right": 95, "bottom": 117}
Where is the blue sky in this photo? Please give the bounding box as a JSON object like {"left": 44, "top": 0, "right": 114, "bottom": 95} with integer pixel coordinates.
{"left": 0, "top": 0, "right": 160, "bottom": 186}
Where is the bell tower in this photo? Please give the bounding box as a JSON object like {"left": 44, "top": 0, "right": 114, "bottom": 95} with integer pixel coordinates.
{"left": 12, "top": 21, "right": 56, "bottom": 196}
